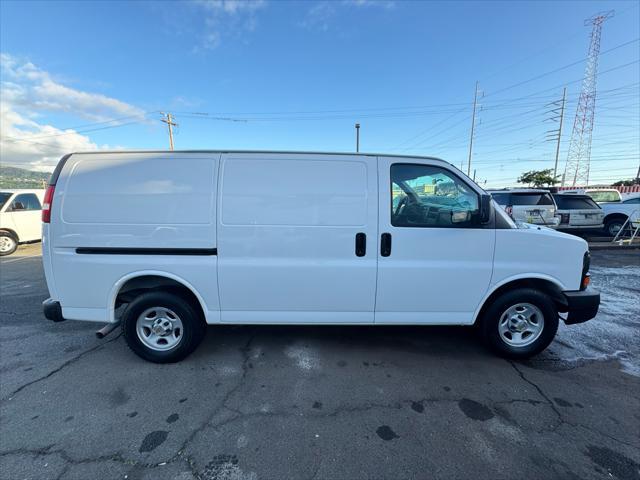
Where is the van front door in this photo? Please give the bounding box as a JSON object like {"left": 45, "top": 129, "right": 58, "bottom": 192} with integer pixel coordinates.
{"left": 375, "top": 158, "right": 495, "bottom": 324}
{"left": 218, "top": 153, "right": 378, "bottom": 324}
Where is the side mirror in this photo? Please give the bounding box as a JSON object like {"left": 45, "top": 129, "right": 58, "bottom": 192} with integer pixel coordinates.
{"left": 451, "top": 210, "right": 471, "bottom": 224}
{"left": 479, "top": 194, "right": 492, "bottom": 224}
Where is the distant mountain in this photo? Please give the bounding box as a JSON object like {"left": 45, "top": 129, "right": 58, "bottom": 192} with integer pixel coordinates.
{"left": 0, "top": 166, "right": 50, "bottom": 189}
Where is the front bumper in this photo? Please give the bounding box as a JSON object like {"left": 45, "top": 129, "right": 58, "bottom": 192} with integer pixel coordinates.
{"left": 43, "top": 298, "right": 65, "bottom": 322}
{"left": 562, "top": 287, "right": 600, "bottom": 325}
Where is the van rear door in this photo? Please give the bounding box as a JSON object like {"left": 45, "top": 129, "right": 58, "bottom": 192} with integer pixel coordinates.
{"left": 217, "top": 153, "right": 378, "bottom": 324}
{"left": 375, "top": 157, "right": 495, "bottom": 324}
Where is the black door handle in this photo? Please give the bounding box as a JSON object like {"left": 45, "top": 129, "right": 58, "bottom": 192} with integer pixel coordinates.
{"left": 381, "top": 233, "right": 392, "bottom": 257}
{"left": 355, "top": 232, "right": 366, "bottom": 257}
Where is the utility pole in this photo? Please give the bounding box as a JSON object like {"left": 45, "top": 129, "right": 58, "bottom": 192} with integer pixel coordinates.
{"left": 160, "top": 112, "right": 177, "bottom": 151}
{"left": 355, "top": 123, "right": 360, "bottom": 153}
{"left": 545, "top": 87, "right": 567, "bottom": 180}
{"left": 467, "top": 81, "right": 479, "bottom": 177}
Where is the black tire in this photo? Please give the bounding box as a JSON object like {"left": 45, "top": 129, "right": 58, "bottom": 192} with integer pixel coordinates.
{"left": 121, "top": 291, "right": 206, "bottom": 363}
{"left": 604, "top": 217, "right": 626, "bottom": 237}
{"left": 0, "top": 231, "right": 18, "bottom": 257}
{"left": 480, "top": 288, "right": 558, "bottom": 359}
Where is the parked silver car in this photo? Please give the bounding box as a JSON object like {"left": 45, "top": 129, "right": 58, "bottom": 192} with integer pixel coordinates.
{"left": 552, "top": 194, "right": 604, "bottom": 231}
{"left": 487, "top": 189, "right": 560, "bottom": 228}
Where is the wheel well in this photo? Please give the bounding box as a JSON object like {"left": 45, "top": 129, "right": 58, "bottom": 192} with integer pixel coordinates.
{"left": 475, "top": 278, "right": 566, "bottom": 325}
{"left": 0, "top": 229, "right": 19, "bottom": 241}
{"left": 604, "top": 213, "right": 628, "bottom": 224}
{"left": 115, "top": 275, "right": 205, "bottom": 320}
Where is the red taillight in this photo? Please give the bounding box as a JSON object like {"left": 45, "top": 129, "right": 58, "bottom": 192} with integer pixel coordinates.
{"left": 505, "top": 205, "right": 513, "bottom": 217}
{"left": 42, "top": 185, "right": 55, "bottom": 223}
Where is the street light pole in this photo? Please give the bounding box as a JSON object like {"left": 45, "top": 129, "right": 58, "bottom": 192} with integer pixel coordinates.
{"left": 355, "top": 123, "right": 360, "bottom": 153}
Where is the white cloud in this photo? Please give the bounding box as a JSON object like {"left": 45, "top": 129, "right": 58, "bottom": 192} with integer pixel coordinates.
{"left": 345, "top": 0, "right": 395, "bottom": 7}
{"left": 299, "top": 2, "right": 336, "bottom": 32}
{"left": 0, "top": 54, "right": 143, "bottom": 171}
{"left": 191, "top": 0, "right": 266, "bottom": 51}
{"left": 1, "top": 53, "right": 144, "bottom": 122}
{"left": 300, "top": 0, "right": 395, "bottom": 31}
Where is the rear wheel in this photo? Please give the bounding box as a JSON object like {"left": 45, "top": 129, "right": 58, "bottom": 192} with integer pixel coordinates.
{"left": 481, "top": 288, "right": 558, "bottom": 359}
{"left": 122, "top": 291, "right": 206, "bottom": 363}
{"left": 0, "top": 231, "right": 17, "bottom": 256}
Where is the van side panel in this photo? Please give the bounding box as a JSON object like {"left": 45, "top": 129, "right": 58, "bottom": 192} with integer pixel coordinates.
{"left": 49, "top": 153, "right": 220, "bottom": 323}
{"left": 217, "top": 153, "right": 378, "bottom": 324}
{"left": 56, "top": 154, "right": 216, "bottom": 247}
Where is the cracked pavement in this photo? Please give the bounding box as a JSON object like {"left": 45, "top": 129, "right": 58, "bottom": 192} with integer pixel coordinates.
{"left": 1, "top": 244, "right": 639, "bottom": 480}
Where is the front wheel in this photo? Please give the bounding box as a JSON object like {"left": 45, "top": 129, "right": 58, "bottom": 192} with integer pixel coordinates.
{"left": 604, "top": 217, "right": 626, "bottom": 237}
{"left": 480, "top": 288, "right": 558, "bottom": 359}
{"left": 0, "top": 232, "right": 18, "bottom": 256}
{"left": 121, "top": 291, "right": 206, "bottom": 363}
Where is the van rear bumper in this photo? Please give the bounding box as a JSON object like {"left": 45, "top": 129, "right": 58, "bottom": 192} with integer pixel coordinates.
{"left": 562, "top": 288, "right": 600, "bottom": 325}
{"left": 43, "top": 298, "right": 65, "bottom": 322}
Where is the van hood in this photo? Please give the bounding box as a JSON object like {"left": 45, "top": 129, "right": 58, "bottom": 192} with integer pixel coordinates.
{"left": 516, "top": 221, "right": 587, "bottom": 246}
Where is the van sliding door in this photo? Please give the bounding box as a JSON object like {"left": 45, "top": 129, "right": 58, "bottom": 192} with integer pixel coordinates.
{"left": 217, "top": 153, "right": 378, "bottom": 324}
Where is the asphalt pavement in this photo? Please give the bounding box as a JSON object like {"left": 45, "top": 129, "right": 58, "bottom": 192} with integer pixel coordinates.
{"left": 1, "top": 243, "right": 639, "bottom": 480}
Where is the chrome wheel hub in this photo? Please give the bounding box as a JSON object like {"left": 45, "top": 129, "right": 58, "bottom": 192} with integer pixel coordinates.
{"left": 136, "top": 307, "right": 183, "bottom": 352}
{"left": 498, "top": 303, "right": 544, "bottom": 347}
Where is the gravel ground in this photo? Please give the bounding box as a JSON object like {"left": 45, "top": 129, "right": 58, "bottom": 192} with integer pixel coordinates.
{"left": 0, "top": 243, "right": 639, "bottom": 480}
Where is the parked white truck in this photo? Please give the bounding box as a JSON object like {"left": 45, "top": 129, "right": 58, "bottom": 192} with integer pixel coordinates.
{"left": 42, "top": 151, "right": 599, "bottom": 363}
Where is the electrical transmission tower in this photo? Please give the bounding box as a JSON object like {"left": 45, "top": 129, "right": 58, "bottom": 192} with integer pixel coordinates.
{"left": 562, "top": 10, "right": 614, "bottom": 187}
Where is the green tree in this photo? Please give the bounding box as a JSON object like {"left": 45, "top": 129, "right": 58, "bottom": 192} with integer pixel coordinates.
{"left": 517, "top": 169, "right": 559, "bottom": 188}
{"left": 612, "top": 178, "right": 638, "bottom": 186}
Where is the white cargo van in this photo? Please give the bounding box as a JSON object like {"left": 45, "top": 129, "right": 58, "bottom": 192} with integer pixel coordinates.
{"left": 42, "top": 151, "right": 599, "bottom": 363}
{"left": 0, "top": 189, "right": 46, "bottom": 256}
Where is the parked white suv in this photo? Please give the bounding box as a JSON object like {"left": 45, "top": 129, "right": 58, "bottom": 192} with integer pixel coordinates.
{"left": 0, "top": 189, "right": 45, "bottom": 256}
{"left": 552, "top": 193, "right": 604, "bottom": 232}
{"left": 42, "top": 151, "right": 599, "bottom": 362}
{"left": 487, "top": 189, "right": 560, "bottom": 228}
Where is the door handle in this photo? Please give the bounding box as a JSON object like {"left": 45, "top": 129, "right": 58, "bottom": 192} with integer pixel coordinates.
{"left": 355, "top": 232, "right": 366, "bottom": 257}
{"left": 381, "top": 233, "right": 392, "bottom": 257}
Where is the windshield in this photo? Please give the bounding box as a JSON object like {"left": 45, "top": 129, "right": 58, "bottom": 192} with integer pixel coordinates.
{"left": 0, "top": 192, "right": 12, "bottom": 210}
{"left": 553, "top": 195, "right": 600, "bottom": 210}
{"left": 588, "top": 191, "right": 620, "bottom": 203}
{"left": 510, "top": 193, "right": 554, "bottom": 206}
{"left": 490, "top": 192, "right": 510, "bottom": 205}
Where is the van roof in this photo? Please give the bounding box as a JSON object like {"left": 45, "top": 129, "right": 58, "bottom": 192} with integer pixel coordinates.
{"left": 70, "top": 149, "right": 448, "bottom": 162}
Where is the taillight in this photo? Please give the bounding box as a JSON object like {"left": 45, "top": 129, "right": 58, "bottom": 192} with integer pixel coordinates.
{"left": 505, "top": 205, "right": 513, "bottom": 218}
{"left": 42, "top": 185, "right": 55, "bottom": 223}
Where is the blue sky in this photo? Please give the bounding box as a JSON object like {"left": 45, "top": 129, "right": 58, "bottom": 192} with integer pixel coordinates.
{"left": 1, "top": 0, "right": 638, "bottom": 187}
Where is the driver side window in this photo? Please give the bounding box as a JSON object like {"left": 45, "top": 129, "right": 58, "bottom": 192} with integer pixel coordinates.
{"left": 390, "top": 164, "right": 479, "bottom": 228}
